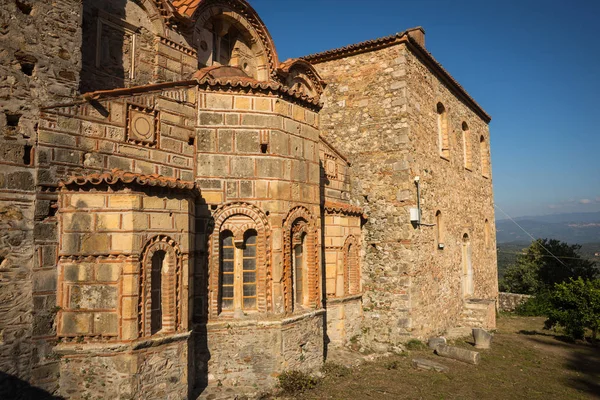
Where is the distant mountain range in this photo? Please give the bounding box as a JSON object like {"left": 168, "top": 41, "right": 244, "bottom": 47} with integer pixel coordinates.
{"left": 496, "top": 211, "right": 600, "bottom": 244}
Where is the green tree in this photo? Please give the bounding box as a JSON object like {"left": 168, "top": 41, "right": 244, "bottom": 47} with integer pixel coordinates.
{"left": 499, "top": 239, "right": 598, "bottom": 294}
{"left": 545, "top": 278, "right": 600, "bottom": 341}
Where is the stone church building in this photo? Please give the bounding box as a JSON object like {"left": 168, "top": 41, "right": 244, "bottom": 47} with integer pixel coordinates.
{"left": 0, "top": 0, "right": 498, "bottom": 398}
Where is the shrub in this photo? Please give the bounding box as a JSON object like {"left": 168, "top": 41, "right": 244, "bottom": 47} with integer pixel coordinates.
{"left": 405, "top": 339, "right": 427, "bottom": 351}
{"left": 514, "top": 291, "right": 552, "bottom": 316}
{"left": 321, "top": 362, "right": 351, "bottom": 378}
{"left": 277, "top": 370, "right": 319, "bottom": 394}
{"left": 545, "top": 278, "right": 600, "bottom": 341}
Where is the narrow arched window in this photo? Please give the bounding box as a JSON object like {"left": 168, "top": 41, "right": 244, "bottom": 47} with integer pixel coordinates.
{"left": 462, "top": 234, "right": 474, "bottom": 297}
{"left": 242, "top": 231, "right": 258, "bottom": 310}
{"left": 293, "top": 232, "right": 306, "bottom": 309}
{"left": 150, "top": 250, "right": 165, "bottom": 334}
{"left": 220, "top": 231, "right": 235, "bottom": 312}
{"left": 435, "top": 210, "right": 444, "bottom": 249}
{"left": 437, "top": 102, "right": 450, "bottom": 159}
{"left": 480, "top": 135, "right": 490, "bottom": 177}
{"left": 347, "top": 243, "right": 360, "bottom": 294}
{"left": 462, "top": 122, "right": 472, "bottom": 170}
{"left": 219, "top": 229, "right": 258, "bottom": 314}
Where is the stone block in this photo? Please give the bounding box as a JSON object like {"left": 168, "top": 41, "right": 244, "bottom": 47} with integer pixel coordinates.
{"left": 93, "top": 312, "right": 118, "bottom": 336}
{"left": 472, "top": 328, "right": 493, "bottom": 349}
{"left": 235, "top": 130, "right": 260, "bottom": 153}
{"left": 428, "top": 337, "right": 447, "bottom": 350}
{"left": 111, "top": 233, "right": 138, "bottom": 253}
{"left": 256, "top": 158, "right": 282, "bottom": 178}
{"left": 197, "top": 154, "right": 228, "bottom": 176}
{"left": 218, "top": 129, "right": 234, "bottom": 153}
{"left": 109, "top": 194, "right": 141, "bottom": 209}
{"left": 34, "top": 222, "right": 57, "bottom": 240}
{"left": 122, "top": 213, "right": 148, "bottom": 231}
{"left": 96, "top": 214, "right": 122, "bottom": 231}
{"left": 69, "top": 285, "right": 117, "bottom": 309}
{"left": 240, "top": 180, "right": 253, "bottom": 198}
{"left": 255, "top": 180, "right": 268, "bottom": 198}
{"left": 199, "top": 112, "right": 224, "bottom": 125}
{"left": 70, "top": 193, "right": 105, "bottom": 209}
{"left": 412, "top": 358, "right": 449, "bottom": 373}
{"left": 206, "top": 94, "right": 233, "bottom": 110}
{"left": 435, "top": 345, "right": 480, "bottom": 365}
{"left": 122, "top": 319, "right": 138, "bottom": 340}
{"left": 80, "top": 233, "right": 111, "bottom": 254}
{"left": 234, "top": 97, "right": 252, "bottom": 110}
{"left": 202, "top": 191, "right": 224, "bottom": 204}
{"left": 63, "top": 263, "right": 94, "bottom": 282}
{"left": 121, "top": 296, "right": 138, "bottom": 319}
{"left": 6, "top": 171, "right": 34, "bottom": 190}
{"left": 230, "top": 157, "right": 254, "bottom": 178}
{"left": 150, "top": 213, "right": 173, "bottom": 230}
{"left": 96, "top": 263, "right": 121, "bottom": 282}
{"left": 144, "top": 197, "right": 165, "bottom": 209}
{"left": 254, "top": 97, "right": 271, "bottom": 112}
{"left": 121, "top": 274, "right": 139, "bottom": 296}
{"left": 61, "top": 312, "right": 92, "bottom": 335}
{"left": 60, "top": 233, "right": 80, "bottom": 255}
{"left": 33, "top": 270, "right": 57, "bottom": 292}
{"left": 107, "top": 156, "right": 132, "bottom": 170}
{"left": 270, "top": 130, "right": 288, "bottom": 155}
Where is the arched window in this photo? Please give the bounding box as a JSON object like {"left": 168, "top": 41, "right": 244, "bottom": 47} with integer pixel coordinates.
{"left": 150, "top": 250, "right": 165, "bottom": 334}
{"left": 462, "top": 234, "right": 474, "bottom": 297}
{"left": 462, "top": 122, "right": 472, "bottom": 170}
{"left": 346, "top": 243, "right": 360, "bottom": 295}
{"left": 140, "top": 236, "right": 180, "bottom": 337}
{"left": 437, "top": 102, "right": 450, "bottom": 159}
{"left": 219, "top": 229, "right": 258, "bottom": 314}
{"left": 435, "top": 210, "right": 444, "bottom": 250}
{"left": 293, "top": 232, "right": 306, "bottom": 309}
{"left": 480, "top": 135, "right": 490, "bottom": 177}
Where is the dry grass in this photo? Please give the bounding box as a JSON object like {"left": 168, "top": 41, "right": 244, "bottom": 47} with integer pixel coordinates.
{"left": 288, "top": 315, "right": 600, "bottom": 399}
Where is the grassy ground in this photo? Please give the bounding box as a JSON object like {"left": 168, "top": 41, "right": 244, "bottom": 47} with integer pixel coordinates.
{"left": 286, "top": 315, "right": 600, "bottom": 399}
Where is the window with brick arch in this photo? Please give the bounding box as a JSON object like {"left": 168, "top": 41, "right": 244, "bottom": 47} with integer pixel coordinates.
{"left": 480, "top": 135, "right": 490, "bottom": 177}
{"left": 150, "top": 250, "right": 164, "bottom": 334}
{"left": 462, "top": 122, "right": 472, "bottom": 170}
{"left": 219, "top": 229, "right": 258, "bottom": 313}
{"left": 437, "top": 102, "right": 450, "bottom": 159}
{"left": 293, "top": 232, "right": 307, "bottom": 309}
{"left": 346, "top": 243, "right": 360, "bottom": 295}
{"left": 140, "top": 236, "right": 180, "bottom": 337}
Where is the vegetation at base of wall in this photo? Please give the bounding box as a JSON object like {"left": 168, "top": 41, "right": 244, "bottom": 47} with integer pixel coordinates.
{"left": 277, "top": 370, "right": 320, "bottom": 394}
{"left": 544, "top": 278, "right": 600, "bottom": 341}
{"left": 405, "top": 339, "right": 427, "bottom": 351}
{"left": 321, "top": 362, "right": 351, "bottom": 378}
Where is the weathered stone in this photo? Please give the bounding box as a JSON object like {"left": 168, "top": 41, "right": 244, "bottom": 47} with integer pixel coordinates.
{"left": 435, "top": 345, "right": 480, "bottom": 365}
{"left": 472, "top": 328, "right": 493, "bottom": 349}
{"left": 428, "top": 337, "right": 447, "bottom": 349}
{"left": 412, "top": 358, "right": 449, "bottom": 373}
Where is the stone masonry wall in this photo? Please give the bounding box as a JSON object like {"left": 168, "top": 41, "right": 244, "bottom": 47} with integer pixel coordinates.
{"left": 315, "top": 45, "right": 414, "bottom": 349}
{"left": 0, "top": 0, "right": 83, "bottom": 394}
{"left": 498, "top": 292, "right": 532, "bottom": 312}
{"left": 314, "top": 41, "right": 497, "bottom": 344}
{"left": 404, "top": 45, "right": 498, "bottom": 337}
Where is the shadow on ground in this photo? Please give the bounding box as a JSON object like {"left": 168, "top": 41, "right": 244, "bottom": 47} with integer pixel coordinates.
{"left": 0, "top": 372, "right": 63, "bottom": 400}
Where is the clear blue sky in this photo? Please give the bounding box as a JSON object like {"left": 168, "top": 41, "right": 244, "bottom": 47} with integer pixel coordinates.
{"left": 251, "top": 0, "right": 600, "bottom": 218}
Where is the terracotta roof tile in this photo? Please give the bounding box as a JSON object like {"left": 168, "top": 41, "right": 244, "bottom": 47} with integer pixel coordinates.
{"left": 170, "top": 0, "right": 203, "bottom": 17}
{"left": 60, "top": 169, "right": 198, "bottom": 193}
{"left": 323, "top": 201, "right": 366, "bottom": 218}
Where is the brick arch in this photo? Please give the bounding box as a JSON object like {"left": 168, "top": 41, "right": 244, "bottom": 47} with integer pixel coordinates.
{"left": 140, "top": 0, "right": 168, "bottom": 35}
{"left": 282, "top": 206, "right": 319, "bottom": 312}
{"left": 139, "top": 235, "right": 182, "bottom": 337}
{"left": 191, "top": 0, "right": 279, "bottom": 80}
{"left": 209, "top": 202, "right": 271, "bottom": 317}
{"left": 342, "top": 235, "right": 360, "bottom": 295}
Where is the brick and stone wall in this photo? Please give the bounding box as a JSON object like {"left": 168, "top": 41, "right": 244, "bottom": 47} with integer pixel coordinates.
{"left": 0, "top": 0, "right": 83, "bottom": 394}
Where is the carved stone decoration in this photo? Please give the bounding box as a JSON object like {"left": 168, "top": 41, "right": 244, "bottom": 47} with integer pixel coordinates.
{"left": 127, "top": 104, "right": 157, "bottom": 146}
{"left": 324, "top": 153, "right": 338, "bottom": 181}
